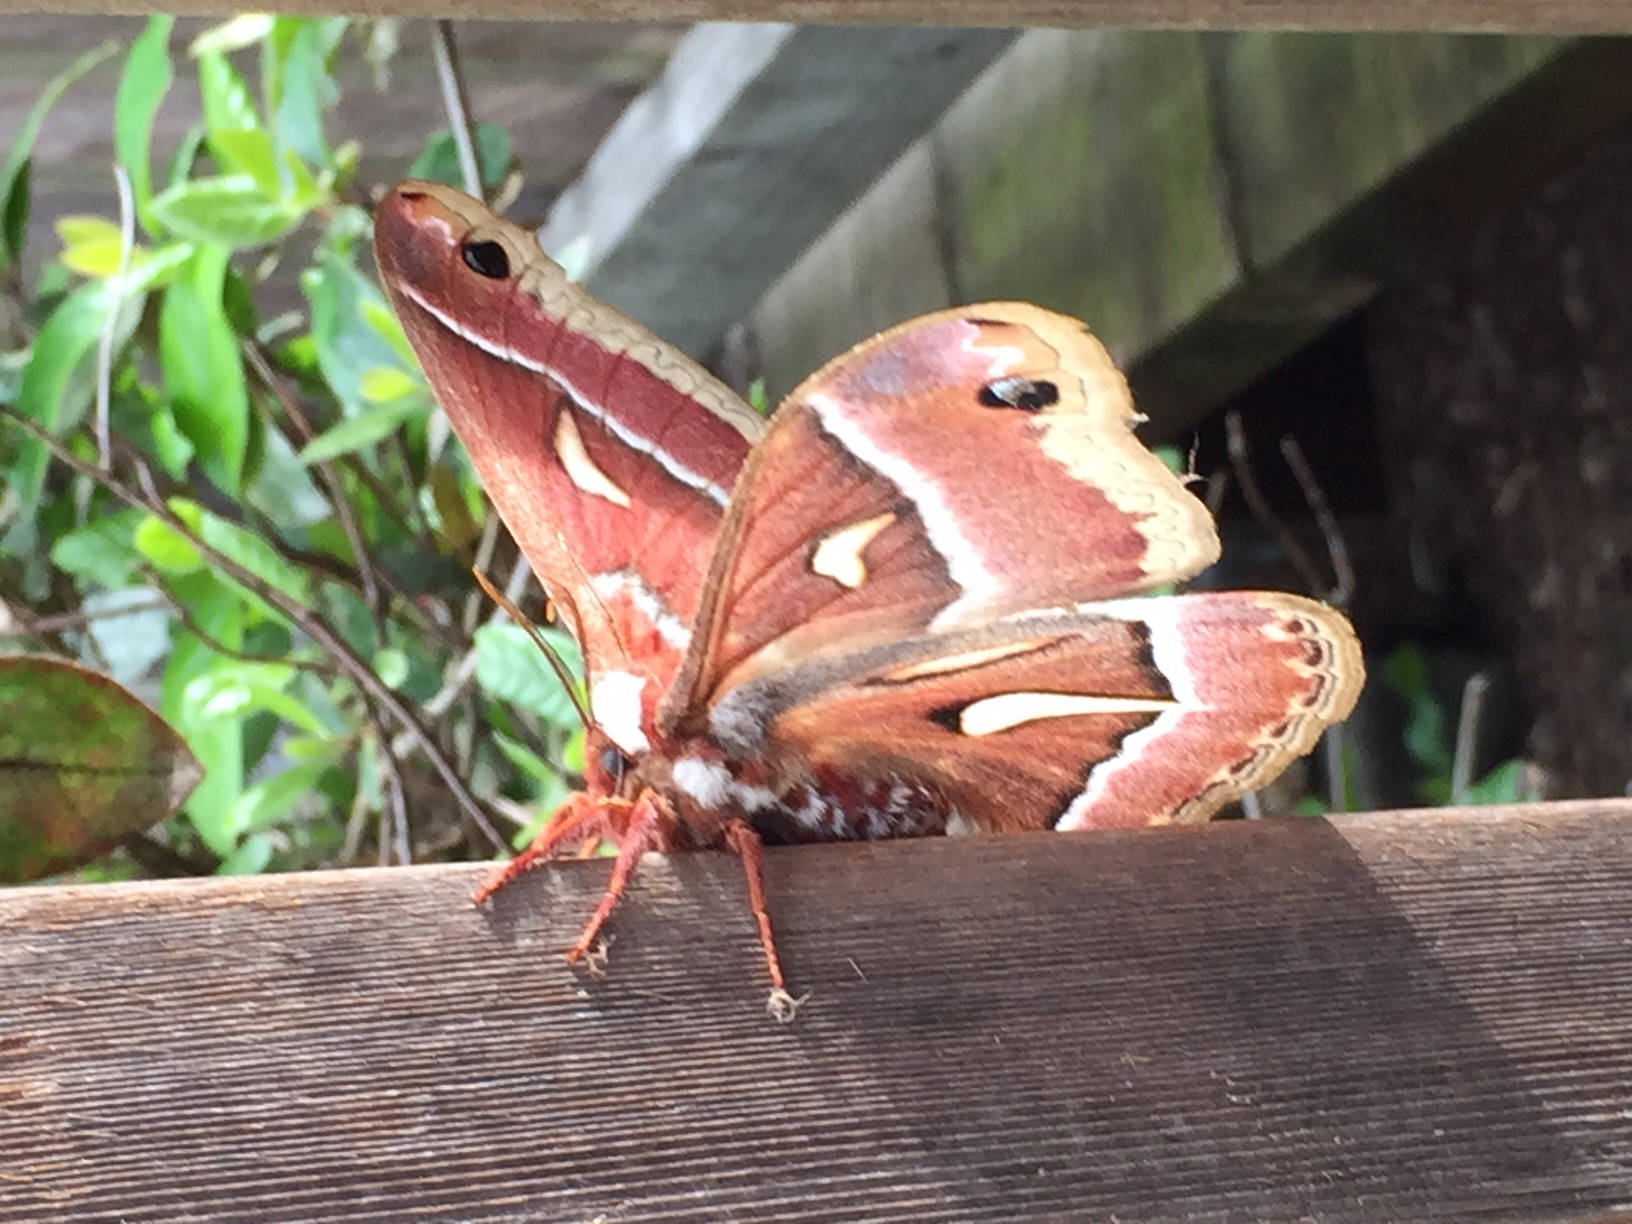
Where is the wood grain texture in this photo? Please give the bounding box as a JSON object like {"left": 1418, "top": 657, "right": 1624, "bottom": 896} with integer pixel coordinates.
{"left": 0, "top": 0, "right": 1629, "bottom": 31}
{"left": 4, "top": 800, "right": 1632, "bottom": 1221}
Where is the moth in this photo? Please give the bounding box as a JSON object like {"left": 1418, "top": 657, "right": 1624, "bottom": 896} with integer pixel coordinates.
{"left": 374, "top": 181, "right": 1364, "bottom": 1015}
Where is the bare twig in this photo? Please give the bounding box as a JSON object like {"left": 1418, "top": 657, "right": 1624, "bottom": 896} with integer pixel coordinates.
{"left": 1280, "top": 436, "right": 1354, "bottom": 608}
{"left": 0, "top": 404, "right": 507, "bottom": 853}
{"left": 244, "top": 340, "right": 429, "bottom": 545}
{"left": 1323, "top": 724, "right": 1349, "bottom": 814}
{"left": 473, "top": 565, "right": 589, "bottom": 730}
{"left": 1451, "top": 672, "right": 1491, "bottom": 804}
{"left": 11, "top": 596, "right": 166, "bottom": 635}
{"left": 1224, "top": 411, "right": 1328, "bottom": 599}
{"left": 462, "top": 509, "right": 503, "bottom": 635}
{"left": 93, "top": 166, "right": 135, "bottom": 470}
{"left": 432, "top": 21, "right": 482, "bottom": 199}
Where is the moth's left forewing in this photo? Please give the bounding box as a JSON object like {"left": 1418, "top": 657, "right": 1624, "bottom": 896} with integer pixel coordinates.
{"left": 742, "top": 591, "right": 1361, "bottom": 834}
{"left": 664, "top": 303, "right": 1221, "bottom": 726}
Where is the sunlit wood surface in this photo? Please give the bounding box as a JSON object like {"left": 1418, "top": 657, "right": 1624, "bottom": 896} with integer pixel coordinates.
{"left": 4, "top": 800, "right": 1631, "bottom": 1221}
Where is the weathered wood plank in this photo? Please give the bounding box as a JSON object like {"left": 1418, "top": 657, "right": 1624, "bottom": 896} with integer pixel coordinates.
{"left": 749, "top": 32, "right": 1632, "bottom": 428}
{"left": 4, "top": 800, "right": 1632, "bottom": 1221}
{"left": 1, "top": 0, "right": 1629, "bottom": 34}
{"left": 539, "top": 23, "right": 1016, "bottom": 357}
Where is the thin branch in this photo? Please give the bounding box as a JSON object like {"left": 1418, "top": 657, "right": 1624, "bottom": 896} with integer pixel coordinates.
{"left": 462, "top": 508, "right": 503, "bottom": 635}
{"left": 433, "top": 20, "right": 483, "bottom": 200}
{"left": 474, "top": 565, "right": 589, "bottom": 730}
{"left": 1451, "top": 672, "right": 1491, "bottom": 804}
{"left": 93, "top": 165, "right": 135, "bottom": 470}
{"left": 1280, "top": 436, "right": 1355, "bottom": 608}
{"left": 1323, "top": 724, "right": 1349, "bottom": 814}
{"left": 10, "top": 596, "right": 166, "bottom": 635}
{"left": 241, "top": 342, "right": 382, "bottom": 626}
{"left": 245, "top": 339, "right": 429, "bottom": 545}
{"left": 1224, "top": 411, "right": 1328, "bottom": 598}
{"left": 0, "top": 404, "right": 507, "bottom": 853}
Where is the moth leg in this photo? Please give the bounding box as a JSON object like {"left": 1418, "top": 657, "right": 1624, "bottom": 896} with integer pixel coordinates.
{"left": 564, "top": 790, "right": 669, "bottom": 967}
{"left": 471, "top": 792, "right": 611, "bottom": 906}
{"left": 722, "top": 819, "right": 805, "bottom": 1022}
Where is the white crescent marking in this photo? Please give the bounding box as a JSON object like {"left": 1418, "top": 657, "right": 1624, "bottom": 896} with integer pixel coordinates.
{"left": 809, "top": 511, "right": 896, "bottom": 589}
{"left": 805, "top": 390, "right": 996, "bottom": 623}
{"left": 554, "top": 411, "right": 632, "bottom": 507}
{"left": 959, "top": 691, "right": 1177, "bottom": 737}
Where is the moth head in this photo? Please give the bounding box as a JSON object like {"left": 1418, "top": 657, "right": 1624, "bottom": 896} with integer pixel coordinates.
{"left": 373, "top": 180, "right": 546, "bottom": 311}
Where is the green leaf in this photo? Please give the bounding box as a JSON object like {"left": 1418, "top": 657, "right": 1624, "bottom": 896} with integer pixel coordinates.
{"left": 216, "top": 830, "right": 276, "bottom": 876}
{"left": 133, "top": 513, "right": 203, "bottom": 573}
{"left": 2, "top": 158, "right": 29, "bottom": 269}
{"left": 373, "top": 647, "right": 409, "bottom": 689}
{"left": 196, "top": 52, "right": 282, "bottom": 195}
{"left": 408, "top": 123, "right": 513, "bottom": 194}
{"left": 1460, "top": 758, "right": 1528, "bottom": 807}
{"left": 268, "top": 18, "right": 345, "bottom": 167}
{"left": 360, "top": 298, "right": 418, "bottom": 370}
{"left": 185, "top": 667, "right": 326, "bottom": 738}
{"left": 359, "top": 365, "right": 418, "bottom": 404}
{"left": 158, "top": 245, "right": 250, "bottom": 492}
{"left": 55, "top": 214, "right": 131, "bottom": 277}
{"left": 51, "top": 509, "right": 142, "bottom": 587}
{"left": 182, "top": 501, "right": 312, "bottom": 609}
{"left": 149, "top": 175, "right": 301, "bottom": 249}
{"left": 302, "top": 226, "right": 408, "bottom": 415}
{"left": 297, "top": 394, "right": 426, "bottom": 465}
{"left": 114, "top": 16, "right": 175, "bottom": 229}
{"left": 6, "top": 244, "right": 190, "bottom": 517}
{"left": 0, "top": 654, "right": 202, "bottom": 882}
{"left": 474, "top": 622, "right": 584, "bottom": 727}
{"left": 1, "top": 40, "right": 118, "bottom": 269}
{"left": 160, "top": 572, "right": 246, "bottom": 856}
{"left": 230, "top": 760, "right": 331, "bottom": 834}
{"left": 209, "top": 129, "right": 282, "bottom": 197}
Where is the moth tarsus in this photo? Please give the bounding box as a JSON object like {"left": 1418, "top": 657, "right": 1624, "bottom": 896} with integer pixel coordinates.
{"left": 579, "top": 935, "right": 614, "bottom": 978}
{"left": 767, "top": 987, "right": 811, "bottom": 1025}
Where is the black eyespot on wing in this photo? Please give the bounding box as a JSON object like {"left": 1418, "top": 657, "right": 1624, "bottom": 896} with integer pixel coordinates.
{"left": 599, "top": 745, "right": 629, "bottom": 781}
{"left": 978, "top": 377, "right": 1059, "bottom": 411}
{"left": 462, "top": 239, "right": 510, "bottom": 279}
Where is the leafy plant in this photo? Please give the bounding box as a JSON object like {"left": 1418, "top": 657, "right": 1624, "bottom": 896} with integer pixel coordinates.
{"left": 1, "top": 17, "right": 581, "bottom": 880}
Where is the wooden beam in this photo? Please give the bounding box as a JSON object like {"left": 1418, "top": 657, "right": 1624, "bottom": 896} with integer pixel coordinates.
{"left": 539, "top": 23, "right": 1016, "bottom": 357}
{"left": 5, "top": 800, "right": 1632, "bottom": 1220}
{"left": 748, "top": 32, "right": 1632, "bottom": 430}
{"left": 0, "top": 1, "right": 1629, "bottom": 34}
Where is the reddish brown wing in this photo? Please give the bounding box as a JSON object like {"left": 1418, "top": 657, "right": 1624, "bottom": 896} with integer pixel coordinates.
{"left": 374, "top": 182, "right": 761, "bottom": 742}
{"left": 735, "top": 593, "right": 1362, "bottom": 833}
{"left": 661, "top": 303, "right": 1219, "bottom": 731}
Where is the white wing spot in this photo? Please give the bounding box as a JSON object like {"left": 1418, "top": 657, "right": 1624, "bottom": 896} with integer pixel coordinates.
{"left": 590, "top": 671, "right": 650, "bottom": 756}
{"left": 554, "top": 411, "right": 632, "bottom": 507}
{"left": 810, "top": 511, "right": 895, "bottom": 589}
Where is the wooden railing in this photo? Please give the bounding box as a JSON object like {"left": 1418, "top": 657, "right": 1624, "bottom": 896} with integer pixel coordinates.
{"left": 5, "top": 799, "right": 1630, "bottom": 1220}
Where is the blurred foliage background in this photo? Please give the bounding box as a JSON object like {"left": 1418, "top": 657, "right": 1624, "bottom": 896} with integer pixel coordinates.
{"left": 1, "top": 16, "right": 587, "bottom": 882}
{"left": 1, "top": 15, "right": 1530, "bottom": 886}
